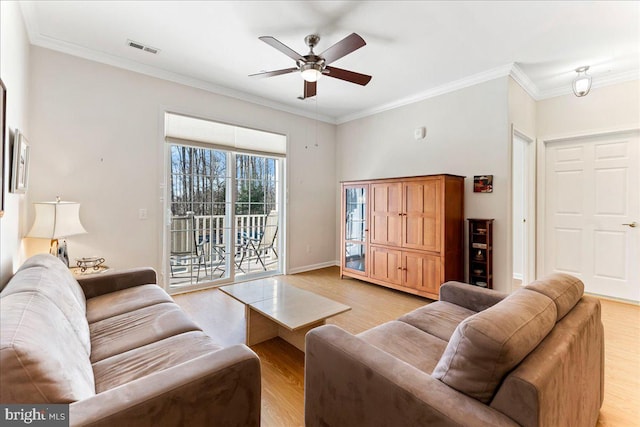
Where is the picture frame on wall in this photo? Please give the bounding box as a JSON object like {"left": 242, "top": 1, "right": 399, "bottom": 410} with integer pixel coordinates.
{"left": 473, "top": 175, "right": 493, "bottom": 193}
{"left": 1, "top": 78, "right": 6, "bottom": 217}
{"left": 11, "top": 130, "right": 30, "bottom": 193}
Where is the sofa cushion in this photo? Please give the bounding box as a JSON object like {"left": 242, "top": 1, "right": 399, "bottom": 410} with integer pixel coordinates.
{"left": 432, "top": 289, "right": 557, "bottom": 403}
{"left": 524, "top": 273, "right": 584, "bottom": 321}
{"left": 86, "top": 284, "right": 173, "bottom": 323}
{"left": 2, "top": 254, "right": 91, "bottom": 355}
{"left": 358, "top": 321, "right": 448, "bottom": 374}
{"left": 89, "top": 302, "right": 202, "bottom": 362}
{"left": 398, "top": 301, "right": 476, "bottom": 342}
{"left": 92, "top": 331, "right": 223, "bottom": 393}
{"left": 0, "top": 292, "right": 96, "bottom": 403}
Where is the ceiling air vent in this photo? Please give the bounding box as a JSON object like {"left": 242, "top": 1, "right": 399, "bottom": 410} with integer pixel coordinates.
{"left": 127, "top": 39, "right": 160, "bottom": 55}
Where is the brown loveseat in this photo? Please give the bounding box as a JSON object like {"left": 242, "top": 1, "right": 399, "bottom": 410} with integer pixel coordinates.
{"left": 0, "top": 254, "right": 261, "bottom": 426}
{"left": 305, "top": 274, "right": 604, "bottom": 426}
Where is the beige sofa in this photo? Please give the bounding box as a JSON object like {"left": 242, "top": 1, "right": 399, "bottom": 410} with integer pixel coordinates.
{"left": 0, "top": 254, "right": 261, "bottom": 427}
{"left": 305, "top": 274, "right": 604, "bottom": 427}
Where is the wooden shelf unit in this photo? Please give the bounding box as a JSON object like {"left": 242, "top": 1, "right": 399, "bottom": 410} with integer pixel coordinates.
{"left": 467, "top": 218, "right": 494, "bottom": 289}
{"left": 340, "top": 174, "right": 465, "bottom": 300}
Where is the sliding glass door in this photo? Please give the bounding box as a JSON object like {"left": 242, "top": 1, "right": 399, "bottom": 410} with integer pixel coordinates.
{"left": 167, "top": 144, "right": 283, "bottom": 291}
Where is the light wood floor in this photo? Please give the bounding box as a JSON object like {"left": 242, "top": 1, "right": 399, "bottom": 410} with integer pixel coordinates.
{"left": 173, "top": 266, "right": 640, "bottom": 427}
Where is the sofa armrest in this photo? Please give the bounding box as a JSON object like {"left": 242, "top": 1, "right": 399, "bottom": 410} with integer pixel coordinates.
{"left": 439, "top": 281, "right": 508, "bottom": 312}
{"left": 77, "top": 268, "right": 157, "bottom": 299}
{"left": 305, "top": 325, "right": 518, "bottom": 427}
{"left": 70, "top": 344, "right": 261, "bottom": 427}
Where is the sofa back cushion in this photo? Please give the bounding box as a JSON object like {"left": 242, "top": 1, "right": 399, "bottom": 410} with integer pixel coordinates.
{"left": 2, "top": 254, "right": 90, "bottom": 355}
{"left": 432, "top": 289, "right": 557, "bottom": 403}
{"left": 524, "top": 273, "right": 584, "bottom": 321}
{"left": 0, "top": 292, "right": 96, "bottom": 403}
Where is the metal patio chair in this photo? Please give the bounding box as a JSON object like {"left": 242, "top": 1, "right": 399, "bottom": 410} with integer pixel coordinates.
{"left": 237, "top": 210, "right": 278, "bottom": 271}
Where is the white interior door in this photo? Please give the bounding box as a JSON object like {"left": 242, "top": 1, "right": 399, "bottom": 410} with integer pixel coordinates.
{"left": 544, "top": 131, "right": 639, "bottom": 301}
{"left": 512, "top": 131, "right": 535, "bottom": 289}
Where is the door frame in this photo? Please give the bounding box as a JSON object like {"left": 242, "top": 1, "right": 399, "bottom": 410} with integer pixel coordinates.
{"left": 536, "top": 126, "right": 639, "bottom": 279}
{"left": 510, "top": 127, "right": 536, "bottom": 291}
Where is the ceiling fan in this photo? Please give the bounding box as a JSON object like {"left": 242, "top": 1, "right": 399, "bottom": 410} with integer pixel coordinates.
{"left": 250, "top": 33, "right": 372, "bottom": 99}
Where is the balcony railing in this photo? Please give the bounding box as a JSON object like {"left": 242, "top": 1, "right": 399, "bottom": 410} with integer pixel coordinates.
{"left": 169, "top": 213, "right": 277, "bottom": 286}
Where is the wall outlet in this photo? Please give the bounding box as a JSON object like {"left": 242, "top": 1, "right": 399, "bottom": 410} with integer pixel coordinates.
{"left": 139, "top": 208, "right": 148, "bottom": 220}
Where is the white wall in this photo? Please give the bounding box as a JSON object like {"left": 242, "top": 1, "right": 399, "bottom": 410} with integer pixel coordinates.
{"left": 537, "top": 80, "right": 640, "bottom": 138}
{"left": 336, "top": 77, "right": 513, "bottom": 292}
{"left": 508, "top": 77, "right": 536, "bottom": 138}
{"left": 24, "top": 46, "right": 337, "bottom": 284}
{"left": 0, "top": 1, "right": 31, "bottom": 287}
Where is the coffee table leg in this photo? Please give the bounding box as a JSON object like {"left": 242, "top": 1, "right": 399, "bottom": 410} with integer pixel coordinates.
{"left": 246, "top": 305, "right": 326, "bottom": 352}
{"left": 246, "top": 306, "right": 278, "bottom": 346}
{"left": 278, "top": 320, "right": 325, "bottom": 352}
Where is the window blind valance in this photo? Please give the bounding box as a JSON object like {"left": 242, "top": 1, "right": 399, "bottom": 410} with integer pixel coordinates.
{"left": 164, "top": 112, "right": 286, "bottom": 157}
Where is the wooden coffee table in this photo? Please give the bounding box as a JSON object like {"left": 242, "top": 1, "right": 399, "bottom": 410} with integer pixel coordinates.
{"left": 220, "top": 278, "right": 351, "bottom": 352}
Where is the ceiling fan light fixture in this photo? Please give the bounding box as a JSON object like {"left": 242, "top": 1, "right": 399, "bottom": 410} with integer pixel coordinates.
{"left": 572, "top": 66, "right": 592, "bottom": 97}
{"left": 301, "top": 63, "right": 323, "bottom": 82}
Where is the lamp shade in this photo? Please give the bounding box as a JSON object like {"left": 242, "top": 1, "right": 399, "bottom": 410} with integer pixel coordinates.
{"left": 27, "top": 201, "right": 87, "bottom": 239}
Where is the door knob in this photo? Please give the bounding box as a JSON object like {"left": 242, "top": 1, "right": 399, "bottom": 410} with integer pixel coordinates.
{"left": 622, "top": 222, "right": 637, "bottom": 228}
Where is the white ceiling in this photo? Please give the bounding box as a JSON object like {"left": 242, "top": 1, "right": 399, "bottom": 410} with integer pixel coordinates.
{"left": 19, "top": 1, "right": 640, "bottom": 124}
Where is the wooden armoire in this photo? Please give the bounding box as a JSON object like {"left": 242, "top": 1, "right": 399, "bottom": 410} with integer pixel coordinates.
{"left": 340, "top": 174, "right": 465, "bottom": 300}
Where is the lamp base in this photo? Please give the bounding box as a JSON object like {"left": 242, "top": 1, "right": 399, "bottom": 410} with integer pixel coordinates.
{"left": 58, "top": 240, "right": 70, "bottom": 267}
{"left": 50, "top": 239, "right": 69, "bottom": 267}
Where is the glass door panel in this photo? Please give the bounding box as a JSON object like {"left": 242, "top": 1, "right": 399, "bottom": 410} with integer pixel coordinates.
{"left": 234, "top": 153, "right": 280, "bottom": 277}
{"left": 168, "top": 146, "right": 230, "bottom": 289}
{"left": 343, "top": 185, "right": 368, "bottom": 275}
{"left": 345, "top": 243, "right": 366, "bottom": 272}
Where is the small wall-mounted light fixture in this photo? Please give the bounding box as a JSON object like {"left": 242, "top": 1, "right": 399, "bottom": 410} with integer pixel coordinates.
{"left": 572, "top": 66, "right": 592, "bottom": 97}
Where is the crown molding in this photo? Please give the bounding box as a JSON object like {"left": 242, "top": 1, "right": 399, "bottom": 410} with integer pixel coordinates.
{"left": 508, "top": 63, "right": 541, "bottom": 100}
{"left": 337, "top": 64, "right": 515, "bottom": 124}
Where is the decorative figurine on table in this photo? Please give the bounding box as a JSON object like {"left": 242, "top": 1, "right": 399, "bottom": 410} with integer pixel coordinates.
{"left": 76, "top": 257, "right": 106, "bottom": 272}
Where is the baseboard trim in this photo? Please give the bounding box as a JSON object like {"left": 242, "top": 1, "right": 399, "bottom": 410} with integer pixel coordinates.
{"left": 287, "top": 261, "right": 339, "bottom": 275}
{"left": 586, "top": 292, "right": 640, "bottom": 306}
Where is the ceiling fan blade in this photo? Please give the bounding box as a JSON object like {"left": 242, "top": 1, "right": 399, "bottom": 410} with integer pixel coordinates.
{"left": 303, "top": 80, "right": 317, "bottom": 98}
{"left": 324, "top": 66, "right": 372, "bottom": 86}
{"left": 320, "top": 33, "right": 366, "bottom": 65}
{"left": 249, "top": 67, "right": 298, "bottom": 78}
{"left": 259, "top": 36, "right": 305, "bottom": 62}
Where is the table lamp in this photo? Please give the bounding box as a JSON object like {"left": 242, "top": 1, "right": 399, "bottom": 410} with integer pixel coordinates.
{"left": 27, "top": 196, "right": 87, "bottom": 267}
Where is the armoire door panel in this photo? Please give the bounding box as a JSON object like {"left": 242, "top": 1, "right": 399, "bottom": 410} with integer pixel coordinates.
{"left": 371, "top": 183, "right": 403, "bottom": 246}
{"left": 403, "top": 180, "right": 441, "bottom": 252}
{"left": 404, "top": 252, "right": 441, "bottom": 295}
{"left": 369, "top": 246, "right": 402, "bottom": 285}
